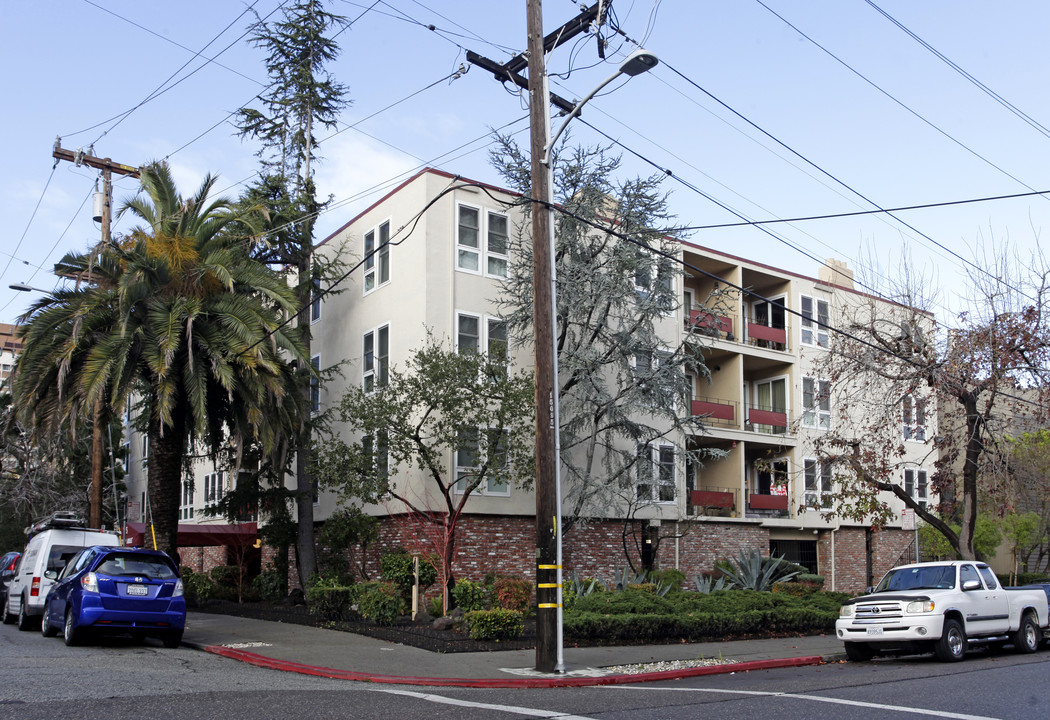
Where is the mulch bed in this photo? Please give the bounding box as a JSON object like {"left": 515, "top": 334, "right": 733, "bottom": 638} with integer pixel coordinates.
{"left": 194, "top": 599, "right": 537, "bottom": 653}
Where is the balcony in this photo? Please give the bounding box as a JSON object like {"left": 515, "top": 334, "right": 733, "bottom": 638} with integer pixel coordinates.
{"left": 746, "top": 322, "right": 788, "bottom": 350}
{"left": 747, "top": 493, "right": 788, "bottom": 511}
{"left": 746, "top": 407, "right": 788, "bottom": 429}
{"left": 691, "top": 397, "right": 736, "bottom": 427}
{"left": 689, "top": 486, "right": 739, "bottom": 518}
{"left": 686, "top": 309, "right": 735, "bottom": 341}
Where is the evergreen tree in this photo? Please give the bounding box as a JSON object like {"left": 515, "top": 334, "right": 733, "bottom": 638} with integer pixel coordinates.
{"left": 235, "top": 0, "right": 350, "bottom": 585}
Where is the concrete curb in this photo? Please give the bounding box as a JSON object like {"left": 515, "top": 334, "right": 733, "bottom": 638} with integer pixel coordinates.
{"left": 195, "top": 642, "right": 830, "bottom": 688}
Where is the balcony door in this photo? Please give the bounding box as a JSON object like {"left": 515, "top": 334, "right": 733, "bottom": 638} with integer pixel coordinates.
{"left": 750, "top": 297, "right": 786, "bottom": 349}
{"left": 750, "top": 377, "right": 787, "bottom": 434}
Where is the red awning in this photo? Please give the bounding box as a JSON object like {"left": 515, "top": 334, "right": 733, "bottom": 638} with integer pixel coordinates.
{"left": 124, "top": 522, "right": 257, "bottom": 549}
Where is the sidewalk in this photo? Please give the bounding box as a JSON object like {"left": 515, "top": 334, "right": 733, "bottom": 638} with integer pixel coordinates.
{"left": 183, "top": 611, "right": 846, "bottom": 688}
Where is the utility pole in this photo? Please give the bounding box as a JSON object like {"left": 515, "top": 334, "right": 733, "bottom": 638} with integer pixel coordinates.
{"left": 526, "top": 0, "right": 559, "bottom": 675}
{"left": 52, "top": 140, "right": 139, "bottom": 530}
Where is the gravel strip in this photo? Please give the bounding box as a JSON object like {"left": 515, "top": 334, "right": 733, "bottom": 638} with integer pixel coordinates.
{"left": 605, "top": 657, "right": 739, "bottom": 675}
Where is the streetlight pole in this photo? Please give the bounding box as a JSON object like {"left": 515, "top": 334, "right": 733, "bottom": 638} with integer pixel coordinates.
{"left": 527, "top": 0, "right": 658, "bottom": 673}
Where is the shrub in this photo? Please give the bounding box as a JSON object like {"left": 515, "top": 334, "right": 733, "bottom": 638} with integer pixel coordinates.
{"left": 380, "top": 548, "right": 437, "bottom": 602}
{"left": 306, "top": 586, "right": 356, "bottom": 621}
{"left": 491, "top": 575, "right": 532, "bottom": 612}
{"left": 720, "top": 550, "right": 799, "bottom": 591}
{"left": 465, "top": 609, "right": 524, "bottom": 641}
{"left": 180, "top": 568, "right": 212, "bottom": 608}
{"left": 694, "top": 573, "right": 729, "bottom": 594}
{"left": 572, "top": 588, "right": 673, "bottom": 615}
{"left": 425, "top": 595, "right": 444, "bottom": 617}
{"left": 563, "top": 574, "right": 602, "bottom": 612}
{"left": 252, "top": 564, "right": 287, "bottom": 602}
{"left": 797, "top": 573, "right": 825, "bottom": 587}
{"left": 648, "top": 568, "right": 686, "bottom": 593}
{"left": 208, "top": 565, "right": 241, "bottom": 601}
{"left": 354, "top": 581, "right": 406, "bottom": 625}
{"left": 451, "top": 579, "right": 489, "bottom": 611}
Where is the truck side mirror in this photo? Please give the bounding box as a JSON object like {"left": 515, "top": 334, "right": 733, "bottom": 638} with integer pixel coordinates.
{"left": 962, "top": 579, "right": 980, "bottom": 591}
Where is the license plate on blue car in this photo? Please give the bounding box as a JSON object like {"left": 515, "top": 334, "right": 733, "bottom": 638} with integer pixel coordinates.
{"left": 127, "top": 584, "right": 148, "bottom": 596}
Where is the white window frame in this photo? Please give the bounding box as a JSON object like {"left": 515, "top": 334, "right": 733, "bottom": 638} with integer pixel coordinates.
{"left": 310, "top": 355, "right": 321, "bottom": 414}
{"left": 310, "top": 276, "right": 322, "bottom": 323}
{"left": 902, "top": 393, "right": 927, "bottom": 442}
{"left": 800, "top": 295, "right": 829, "bottom": 348}
{"left": 361, "top": 432, "right": 389, "bottom": 486}
{"left": 180, "top": 477, "right": 194, "bottom": 520}
{"left": 904, "top": 468, "right": 929, "bottom": 510}
{"left": 749, "top": 374, "right": 789, "bottom": 434}
{"left": 803, "top": 458, "right": 833, "bottom": 508}
{"left": 456, "top": 311, "right": 509, "bottom": 364}
{"left": 363, "top": 324, "right": 389, "bottom": 393}
{"left": 454, "top": 427, "right": 511, "bottom": 497}
{"left": 204, "top": 470, "right": 224, "bottom": 510}
{"left": 363, "top": 219, "right": 391, "bottom": 294}
{"left": 753, "top": 457, "right": 789, "bottom": 495}
{"left": 456, "top": 203, "right": 509, "bottom": 279}
{"left": 801, "top": 376, "right": 831, "bottom": 430}
{"left": 636, "top": 443, "right": 676, "bottom": 504}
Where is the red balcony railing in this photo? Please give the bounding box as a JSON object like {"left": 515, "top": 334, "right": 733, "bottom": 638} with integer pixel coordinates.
{"left": 748, "top": 493, "right": 788, "bottom": 511}
{"left": 687, "top": 309, "right": 733, "bottom": 337}
{"left": 690, "top": 490, "right": 735, "bottom": 508}
{"left": 746, "top": 322, "right": 786, "bottom": 346}
{"left": 691, "top": 398, "right": 735, "bottom": 422}
{"left": 747, "top": 408, "right": 787, "bottom": 428}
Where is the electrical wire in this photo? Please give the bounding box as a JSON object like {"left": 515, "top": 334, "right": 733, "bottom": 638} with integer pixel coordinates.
{"left": 0, "top": 164, "right": 58, "bottom": 285}
{"left": 862, "top": 0, "right": 1050, "bottom": 142}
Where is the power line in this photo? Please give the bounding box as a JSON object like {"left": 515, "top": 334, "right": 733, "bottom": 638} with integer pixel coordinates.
{"left": 862, "top": 0, "right": 1050, "bottom": 142}
{"left": 1, "top": 164, "right": 58, "bottom": 285}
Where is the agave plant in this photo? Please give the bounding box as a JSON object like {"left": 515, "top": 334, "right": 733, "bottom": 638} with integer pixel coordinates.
{"left": 694, "top": 574, "right": 730, "bottom": 594}
{"left": 720, "top": 549, "right": 799, "bottom": 591}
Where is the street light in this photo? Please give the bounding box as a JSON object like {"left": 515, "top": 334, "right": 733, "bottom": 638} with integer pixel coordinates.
{"left": 529, "top": 45, "right": 659, "bottom": 673}
{"left": 9, "top": 283, "right": 52, "bottom": 293}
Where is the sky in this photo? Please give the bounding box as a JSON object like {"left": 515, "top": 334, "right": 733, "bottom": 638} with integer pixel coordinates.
{"left": 2, "top": 0, "right": 1049, "bottom": 328}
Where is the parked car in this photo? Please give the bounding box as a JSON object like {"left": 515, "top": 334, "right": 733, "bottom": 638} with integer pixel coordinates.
{"left": 0, "top": 551, "right": 21, "bottom": 610}
{"left": 40, "top": 545, "right": 185, "bottom": 647}
{"left": 3, "top": 513, "right": 120, "bottom": 630}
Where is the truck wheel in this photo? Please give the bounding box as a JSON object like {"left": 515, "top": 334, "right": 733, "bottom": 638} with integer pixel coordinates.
{"left": 16, "top": 597, "right": 35, "bottom": 631}
{"left": 934, "top": 619, "right": 967, "bottom": 662}
{"left": 1012, "top": 613, "right": 1039, "bottom": 654}
{"left": 844, "top": 642, "right": 875, "bottom": 661}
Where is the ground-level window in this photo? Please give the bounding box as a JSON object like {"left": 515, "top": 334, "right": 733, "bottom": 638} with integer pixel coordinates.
{"left": 770, "top": 538, "right": 817, "bottom": 574}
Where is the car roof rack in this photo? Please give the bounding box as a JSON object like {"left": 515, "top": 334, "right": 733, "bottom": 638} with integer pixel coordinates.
{"left": 25, "top": 511, "right": 87, "bottom": 537}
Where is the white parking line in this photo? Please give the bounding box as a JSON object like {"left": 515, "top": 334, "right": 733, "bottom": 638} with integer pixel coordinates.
{"left": 370, "top": 686, "right": 597, "bottom": 719}
{"left": 611, "top": 686, "right": 1000, "bottom": 720}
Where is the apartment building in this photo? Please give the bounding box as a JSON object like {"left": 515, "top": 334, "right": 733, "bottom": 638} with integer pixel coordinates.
{"left": 123, "top": 168, "right": 933, "bottom": 591}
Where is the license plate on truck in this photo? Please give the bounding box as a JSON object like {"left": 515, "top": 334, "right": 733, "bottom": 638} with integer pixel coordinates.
{"left": 126, "top": 584, "right": 148, "bottom": 596}
{"left": 866, "top": 627, "right": 884, "bottom": 636}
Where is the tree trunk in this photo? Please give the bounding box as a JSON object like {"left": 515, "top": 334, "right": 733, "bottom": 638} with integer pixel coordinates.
{"left": 957, "top": 392, "right": 982, "bottom": 560}
{"left": 147, "top": 409, "right": 186, "bottom": 562}
{"left": 294, "top": 248, "right": 317, "bottom": 587}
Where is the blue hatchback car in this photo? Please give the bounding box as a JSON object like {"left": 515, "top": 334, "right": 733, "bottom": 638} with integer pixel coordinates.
{"left": 40, "top": 545, "right": 186, "bottom": 647}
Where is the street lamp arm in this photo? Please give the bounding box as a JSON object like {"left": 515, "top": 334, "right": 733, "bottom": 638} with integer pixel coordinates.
{"left": 541, "top": 50, "right": 658, "bottom": 166}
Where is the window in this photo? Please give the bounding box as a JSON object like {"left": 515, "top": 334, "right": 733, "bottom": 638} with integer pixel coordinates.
{"left": 457, "top": 313, "right": 508, "bottom": 367}
{"left": 363, "top": 325, "right": 389, "bottom": 392}
{"left": 800, "top": 295, "right": 829, "bottom": 348}
{"left": 803, "top": 459, "right": 833, "bottom": 508}
{"left": 141, "top": 435, "right": 149, "bottom": 460}
{"left": 751, "top": 297, "right": 786, "bottom": 350}
{"left": 140, "top": 491, "right": 147, "bottom": 522}
{"left": 751, "top": 377, "right": 787, "bottom": 434}
{"left": 978, "top": 565, "right": 998, "bottom": 590}
{"left": 754, "top": 458, "right": 788, "bottom": 495}
{"left": 361, "top": 432, "right": 389, "bottom": 486}
{"left": 633, "top": 349, "right": 675, "bottom": 408}
{"left": 487, "top": 211, "right": 508, "bottom": 277}
{"left": 180, "top": 477, "right": 194, "bottom": 520}
{"left": 310, "top": 277, "right": 322, "bottom": 322}
{"left": 457, "top": 205, "right": 508, "bottom": 278}
{"left": 363, "top": 220, "right": 391, "bottom": 293}
{"left": 204, "top": 471, "right": 224, "bottom": 509}
{"left": 904, "top": 468, "right": 928, "bottom": 510}
{"left": 455, "top": 428, "right": 510, "bottom": 495}
{"left": 902, "top": 394, "right": 927, "bottom": 441}
{"left": 769, "top": 539, "right": 818, "bottom": 574}
{"left": 802, "top": 377, "right": 831, "bottom": 430}
{"left": 636, "top": 444, "right": 676, "bottom": 503}
{"left": 310, "top": 355, "right": 321, "bottom": 414}
{"left": 634, "top": 258, "right": 675, "bottom": 312}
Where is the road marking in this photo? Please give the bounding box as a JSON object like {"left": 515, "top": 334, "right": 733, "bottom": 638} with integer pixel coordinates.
{"left": 371, "top": 687, "right": 596, "bottom": 719}
{"left": 610, "top": 687, "right": 1000, "bottom": 720}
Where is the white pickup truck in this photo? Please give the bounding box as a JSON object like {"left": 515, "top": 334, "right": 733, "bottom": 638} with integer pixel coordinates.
{"left": 836, "top": 560, "right": 1048, "bottom": 662}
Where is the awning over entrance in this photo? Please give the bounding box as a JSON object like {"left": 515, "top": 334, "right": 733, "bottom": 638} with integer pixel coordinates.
{"left": 125, "top": 522, "right": 257, "bottom": 548}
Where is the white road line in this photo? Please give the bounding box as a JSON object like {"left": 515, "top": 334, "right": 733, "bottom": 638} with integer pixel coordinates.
{"left": 610, "top": 686, "right": 1000, "bottom": 720}
{"left": 370, "top": 687, "right": 597, "bottom": 720}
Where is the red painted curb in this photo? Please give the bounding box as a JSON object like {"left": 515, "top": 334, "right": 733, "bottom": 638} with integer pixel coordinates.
{"left": 204, "top": 645, "right": 826, "bottom": 688}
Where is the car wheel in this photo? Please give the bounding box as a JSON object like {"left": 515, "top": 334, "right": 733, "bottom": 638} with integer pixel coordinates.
{"left": 934, "top": 618, "right": 967, "bottom": 662}
{"left": 1, "top": 596, "right": 15, "bottom": 625}
{"left": 844, "top": 642, "right": 875, "bottom": 661}
{"left": 1012, "top": 612, "right": 1040, "bottom": 654}
{"left": 17, "top": 597, "right": 35, "bottom": 631}
{"left": 63, "top": 609, "right": 81, "bottom": 647}
{"left": 40, "top": 604, "right": 58, "bottom": 638}
{"left": 162, "top": 630, "right": 183, "bottom": 649}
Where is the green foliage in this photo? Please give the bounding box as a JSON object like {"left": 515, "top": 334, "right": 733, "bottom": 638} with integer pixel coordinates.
{"left": 380, "top": 548, "right": 437, "bottom": 602}
{"left": 306, "top": 585, "right": 356, "bottom": 621}
{"left": 605, "top": 568, "right": 650, "bottom": 592}
{"left": 425, "top": 595, "right": 444, "bottom": 617}
{"left": 572, "top": 588, "right": 674, "bottom": 615}
{"left": 997, "top": 572, "right": 1050, "bottom": 587}
{"left": 920, "top": 516, "right": 1004, "bottom": 560}
{"left": 693, "top": 573, "right": 729, "bottom": 594}
{"left": 720, "top": 550, "right": 799, "bottom": 591}
{"left": 208, "top": 566, "right": 241, "bottom": 601}
{"left": 451, "top": 579, "right": 489, "bottom": 612}
{"left": 354, "top": 581, "right": 406, "bottom": 625}
{"left": 315, "top": 508, "right": 380, "bottom": 585}
{"left": 490, "top": 575, "right": 532, "bottom": 612}
{"left": 648, "top": 568, "right": 686, "bottom": 593}
{"left": 465, "top": 609, "right": 524, "bottom": 642}
{"left": 180, "top": 568, "right": 212, "bottom": 608}
{"left": 252, "top": 563, "right": 288, "bottom": 602}
{"left": 563, "top": 574, "right": 602, "bottom": 611}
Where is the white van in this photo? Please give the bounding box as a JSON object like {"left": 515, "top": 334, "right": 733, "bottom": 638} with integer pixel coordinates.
{"left": 3, "top": 515, "right": 119, "bottom": 630}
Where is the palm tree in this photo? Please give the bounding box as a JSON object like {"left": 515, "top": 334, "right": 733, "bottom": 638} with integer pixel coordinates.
{"left": 14, "top": 161, "right": 308, "bottom": 559}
